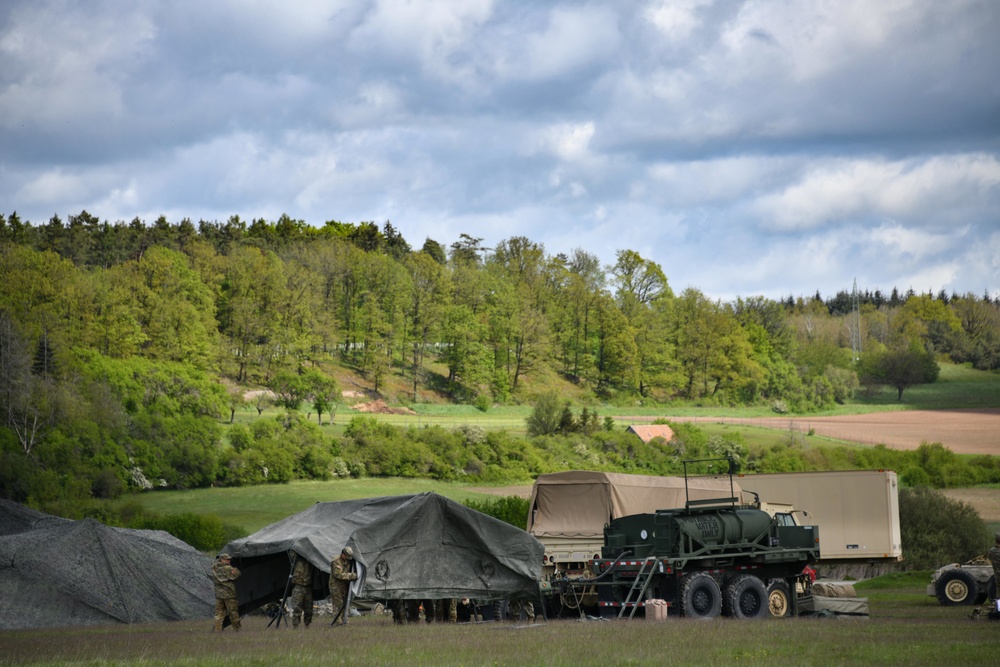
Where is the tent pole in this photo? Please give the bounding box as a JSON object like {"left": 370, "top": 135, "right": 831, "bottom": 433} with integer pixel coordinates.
{"left": 268, "top": 552, "right": 297, "bottom": 629}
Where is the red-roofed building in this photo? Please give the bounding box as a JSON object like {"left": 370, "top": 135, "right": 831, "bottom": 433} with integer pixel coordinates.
{"left": 626, "top": 424, "right": 675, "bottom": 443}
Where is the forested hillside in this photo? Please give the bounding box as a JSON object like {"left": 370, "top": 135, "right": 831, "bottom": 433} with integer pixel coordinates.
{"left": 2, "top": 211, "right": 999, "bottom": 507}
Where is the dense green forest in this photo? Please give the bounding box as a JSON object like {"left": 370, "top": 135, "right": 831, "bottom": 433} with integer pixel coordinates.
{"left": 2, "top": 210, "right": 999, "bottom": 507}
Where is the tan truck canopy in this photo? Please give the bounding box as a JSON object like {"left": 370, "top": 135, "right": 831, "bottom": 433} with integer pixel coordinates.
{"left": 527, "top": 471, "right": 742, "bottom": 539}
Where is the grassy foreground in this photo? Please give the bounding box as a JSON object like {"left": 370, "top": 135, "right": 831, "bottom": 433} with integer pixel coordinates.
{"left": 1, "top": 574, "right": 994, "bottom": 667}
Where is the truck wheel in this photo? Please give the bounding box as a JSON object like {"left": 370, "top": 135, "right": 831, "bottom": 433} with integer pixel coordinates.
{"left": 724, "top": 575, "right": 769, "bottom": 619}
{"left": 492, "top": 599, "right": 510, "bottom": 621}
{"left": 935, "top": 569, "right": 978, "bottom": 605}
{"left": 679, "top": 572, "right": 722, "bottom": 619}
{"left": 765, "top": 580, "right": 792, "bottom": 618}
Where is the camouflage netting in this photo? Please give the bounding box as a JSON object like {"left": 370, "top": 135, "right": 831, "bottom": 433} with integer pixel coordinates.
{"left": 0, "top": 498, "right": 72, "bottom": 536}
{"left": 0, "top": 500, "right": 214, "bottom": 629}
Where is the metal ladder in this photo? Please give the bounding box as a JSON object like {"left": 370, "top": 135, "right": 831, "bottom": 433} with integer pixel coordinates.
{"left": 619, "top": 558, "right": 658, "bottom": 619}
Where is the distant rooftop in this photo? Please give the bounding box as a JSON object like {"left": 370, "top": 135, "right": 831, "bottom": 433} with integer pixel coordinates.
{"left": 626, "top": 424, "right": 675, "bottom": 443}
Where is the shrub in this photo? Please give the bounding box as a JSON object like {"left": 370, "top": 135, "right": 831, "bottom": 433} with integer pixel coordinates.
{"left": 464, "top": 495, "right": 530, "bottom": 529}
{"left": 331, "top": 457, "right": 351, "bottom": 478}
{"left": 898, "top": 487, "right": 990, "bottom": 570}
{"left": 130, "top": 511, "right": 246, "bottom": 552}
{"left": 525, "top": 391, "right": 562, "bottom": 437}
{"left": 297, "top": 444, "right": 335, "bottom": 480}
{"left": 705, "top": 434, "right": 749, "bottom": 472}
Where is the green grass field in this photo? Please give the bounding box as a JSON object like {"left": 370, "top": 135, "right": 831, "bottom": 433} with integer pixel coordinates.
{"left": 1, "top": 572, "right": 994, "bottom": 667}
{"left": 131, "top": 478, "right": 505, "bottom": 533}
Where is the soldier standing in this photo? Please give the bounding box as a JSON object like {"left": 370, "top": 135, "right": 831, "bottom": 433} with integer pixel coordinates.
{"left": 971, "top": 533, "right": 1000, "bottom": 620}
{"left": 329, "top": 547, "right": 357, "bottom": 625}
{"left": 211, "top": 553, "right": 241, "bottom": 632}
{"left": 509, "top": 598, "right": 535, "bottom": 624}
{"left": 289, "top": 551, "right": 313, "bottom": 628}
{"left": 989, "top": 533, "right": 1000, "bottom": 607}
{"left": 434, "top": 599, "right": 458, "bottom": 623}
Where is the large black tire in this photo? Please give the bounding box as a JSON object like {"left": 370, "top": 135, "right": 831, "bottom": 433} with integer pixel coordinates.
{"left": 935, "top": 569, "right": 979, "bottom": 605}
{"left": 723, "top": 575, "right": 769, "bottom": 619}
{"left": 491, "top": 599, "right": 510, "bottom": 621}
{"left": 679, "top": 572, "right": 722, "bottom": 619}
{"left": 765, "top": 579, "right": 792, "bottom": 618}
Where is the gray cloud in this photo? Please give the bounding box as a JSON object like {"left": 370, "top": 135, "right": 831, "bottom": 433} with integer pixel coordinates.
{"left": 2, "top": 0, "right": 998, "bottom": 301}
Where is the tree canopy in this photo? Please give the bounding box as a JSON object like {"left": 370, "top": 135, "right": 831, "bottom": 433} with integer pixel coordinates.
{"left": 2, "top": 209, "right": 998, "bottom": 506}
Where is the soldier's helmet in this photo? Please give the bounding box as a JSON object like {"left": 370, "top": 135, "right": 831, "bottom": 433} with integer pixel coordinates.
{"left": 342, "top": 546, "right": 354, "bottom": 558}
{"left": 218, "top": 553, "right": 232, "bottom": 560}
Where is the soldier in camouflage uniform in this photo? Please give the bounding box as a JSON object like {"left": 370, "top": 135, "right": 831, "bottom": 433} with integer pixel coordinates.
{"left": 971, "top": 533, "right": 1000, "bottom": 619}
{"left": 211, "top": 553, "right": 241, "bottom": 632}
{"left": 509, "top": 598, "right": 535, "bottom": 623}
{"left": 329, "top": 547, "right": 357, "bottom": 625}
{"left": 434, "top": 599, "right": 458, "bottom": 623}
{"left": 989, "top": 533, "right": 1000, "bottom": 603}
{"left": 288, "top": 551, "right": 313, "bottom": 628}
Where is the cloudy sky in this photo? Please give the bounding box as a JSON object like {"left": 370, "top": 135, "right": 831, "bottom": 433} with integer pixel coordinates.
{"left": 2, "top": 0, "right": 999, "bottom": 301}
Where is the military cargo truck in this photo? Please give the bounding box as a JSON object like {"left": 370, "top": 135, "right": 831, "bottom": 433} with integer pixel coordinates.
{"left": 574, "top": 459, "right": 820, "bottom": 619}
{"left": 527, "top": 471, "right": 743, "bottom": 614}
{"left": 528, "top": 467, "right": 901, "bottom": 616}
{"left": 529, "top": 469, "right": 900, "bottom": 572}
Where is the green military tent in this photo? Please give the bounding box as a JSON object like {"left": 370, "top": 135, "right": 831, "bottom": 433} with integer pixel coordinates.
{"left": 222, "top": 492, "right": 543, "bottom": 615}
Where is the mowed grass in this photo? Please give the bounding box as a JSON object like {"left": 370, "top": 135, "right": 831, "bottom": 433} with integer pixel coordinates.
{"left": 131, "top": 479, "right": 506, "bottom": 533}
{"left": 853, "top": 362, "right": 1000, "bottom": 410}
{"left": 1, "top": 574, "right": 994, "bottom": 667}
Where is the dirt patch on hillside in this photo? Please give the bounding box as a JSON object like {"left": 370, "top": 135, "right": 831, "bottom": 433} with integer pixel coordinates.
{"left": 350, "top": 400, "right": 417, "bottom": 415}
{"left": 647, "top": 408, "right": 1000, "bottom": 456}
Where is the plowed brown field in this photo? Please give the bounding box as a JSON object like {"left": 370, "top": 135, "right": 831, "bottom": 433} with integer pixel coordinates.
{"left": 652, "top": 408, "right": 1000, "bottom": 456}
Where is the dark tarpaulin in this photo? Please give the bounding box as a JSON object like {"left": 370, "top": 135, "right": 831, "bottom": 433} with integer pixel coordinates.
{"left": 222, "top": 492, "right": 543, "bottom": 614}
{"left": 0, "top": 498, "right": 72, "bottom": 536}
{"left": 0, "top": 503, "right": 214, "bottom": 629}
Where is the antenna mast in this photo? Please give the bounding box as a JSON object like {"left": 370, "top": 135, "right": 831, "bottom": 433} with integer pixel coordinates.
{"left": 850, "top": 278, "right": 862, "bottom": 361}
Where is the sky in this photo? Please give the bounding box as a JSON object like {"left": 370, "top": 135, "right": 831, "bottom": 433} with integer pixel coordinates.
{"left": 2, "top": 0, "right": 999, "bottom": 302}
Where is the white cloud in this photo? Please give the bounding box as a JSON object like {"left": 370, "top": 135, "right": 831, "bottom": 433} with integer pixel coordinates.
{"left": 718, "top": 0, "right": 924, "bottom": 82}
{"left": 493, "top": 5, "right": 621, "bottom": 81}
{"left": 213, "top": 0, "right": 341, "bottom": 42}
{"left": 0, "top": 3, "right": 154, "bottom": 127}
{"left": 345, "top": 0, "right": 494, "bottom": 80}
{"left": 754, "top": 154, "right": 1000, "bottom": 231}
{"left": 645, "top": 0, "right": 712, "bottom": 41}
{"left": 17, "top": 169, "right": 91, "bottom": 204}
{"left": 646, "top": 155, "right": 791, "bottom": 207}
{"left": 533, "top": 122, "right": 596, "bottom": 161}
{"left": 865, "top": 223, "right": 963, "bottom": 261}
